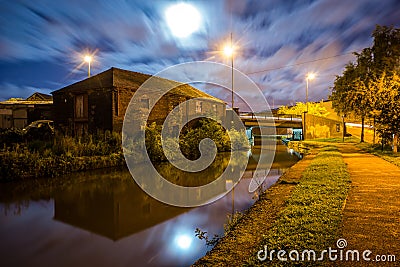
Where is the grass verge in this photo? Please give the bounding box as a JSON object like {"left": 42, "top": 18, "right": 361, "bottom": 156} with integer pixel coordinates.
{"left": 246, "top": 147, "right": 350, "bottom": 266}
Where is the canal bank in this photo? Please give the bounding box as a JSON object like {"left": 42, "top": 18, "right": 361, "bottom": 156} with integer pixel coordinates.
{"left": 0, "top": 143, "right": 300, "bottom": 267}
{"left": 194, "top": 141, "right": 400, "bottom": 266}
{"left": 193, "top": 152, "right": 316, "bottom": 266}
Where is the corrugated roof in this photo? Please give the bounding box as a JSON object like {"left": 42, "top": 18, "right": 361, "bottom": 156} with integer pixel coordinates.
{"left": 0, "top": 92, "right": 53, "bottom": 105}
{"left": 26, "top": 92, "right": 53, "bottom": 101}
{"left": 0, "top": 100, "right": 52, "bottom": 105}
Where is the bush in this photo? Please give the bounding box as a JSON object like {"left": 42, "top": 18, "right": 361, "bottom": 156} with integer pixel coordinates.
{"left": 179, "top": 118, "right": 231, "bottom": 160}
{"left": 0, "top": 128, "right": 24, "bottom": 146}
{"left": 142, "top": 118, "right": 250, "bottom": 162}
{"left": 145, "top": 123, "right": 166, "bottom": 162}
{"left": 0, "top": 131, "right": 125, "bottom": 181}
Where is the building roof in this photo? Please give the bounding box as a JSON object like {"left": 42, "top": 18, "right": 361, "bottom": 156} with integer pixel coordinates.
{"left": 26, "top": 92, "right": 53, "bottom": 101}
{"left": 0, "top": 92, "right": 53, "bottom": 105}
{"left": 51, "top": 67, "right": 225, "bottom": 104}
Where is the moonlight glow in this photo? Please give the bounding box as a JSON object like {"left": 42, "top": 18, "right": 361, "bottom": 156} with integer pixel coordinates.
{"left": 175, "top": 234, "right": 192, "bottom": 250}
{"left": 165, "top": 3, "right": 201, "bottom": 38}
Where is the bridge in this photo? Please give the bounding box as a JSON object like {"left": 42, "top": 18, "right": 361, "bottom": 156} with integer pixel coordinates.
{"left": 237, "top": 112, "right": 303, "bottom": 141}
{"left": 239, "top": 112, "right": 302, "bottom": 129}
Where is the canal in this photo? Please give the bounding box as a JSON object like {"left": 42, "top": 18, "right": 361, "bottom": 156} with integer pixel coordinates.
{"left": 0, "top": 143, "right": 301, "bottom": 267}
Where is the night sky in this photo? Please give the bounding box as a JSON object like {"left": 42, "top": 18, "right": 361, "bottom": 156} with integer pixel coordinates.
{"left": 0, "top": 0, "right": 399, "bottom": 110}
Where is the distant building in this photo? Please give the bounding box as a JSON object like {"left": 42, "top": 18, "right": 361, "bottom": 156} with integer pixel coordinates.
{"left": 0, "top": 92, "right": 53, "bottom": 129}
{"left": 51, "top": 67, "right": 226, "bottom": 135}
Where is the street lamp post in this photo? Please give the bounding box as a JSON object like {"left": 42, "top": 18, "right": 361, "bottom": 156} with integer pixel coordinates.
{"left": 305, "top": 72, "right": 315, "bottom": 112}
{"left": 303, "top": 73, "right": 315, "bottom": 140}
{"left": 223, "top": 34, "right": 235, "bottom": 214}
{"left": 84, "top": 55, "right": 92, "bottom": 77}
{"left": 223, "top": 33, "right": 234, "bottom": 110}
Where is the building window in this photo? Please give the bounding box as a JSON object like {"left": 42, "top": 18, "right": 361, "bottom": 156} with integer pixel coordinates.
{"left": 171, "top": 101, "right": 180, "bottom": 112}
{"left": 141, "top": 98, "right": 150, "bottom": 109}
{"left": 212, "top": 104, "right": 217, "bottom": 114}
{"left": 75, "top": 94, "right": 88, "bottom": 119}
{"left": 196, "top": 101, "right": 203, "bottom": 113}
{"left": 114, "top": 91, "right": 119, "bottom": 116}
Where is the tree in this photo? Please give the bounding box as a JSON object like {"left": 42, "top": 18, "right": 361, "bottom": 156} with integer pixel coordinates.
{"left": 372, "top": 25, "right": 400, "bottom": 75}
{"left": 370, "top": 25, "right": 400, "bottom": 151}
{"left": 278, "top": 101, "right": 330, "bottom": 117}
{"left": 330, "top": 60, "right": 373, "bottom": 142}
{"left": 330, "top": 25, "right": 400, "bottom": 146}
{"left": 370, "top": 72, "right": 400, "bottom": 152}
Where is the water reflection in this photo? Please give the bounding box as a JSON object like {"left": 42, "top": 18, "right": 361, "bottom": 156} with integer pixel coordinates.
{"left": 53, "top": 172, "right": 187, "bottom": 241}
{"left": 0, "top": 144, "right": 300, "bottom": 267}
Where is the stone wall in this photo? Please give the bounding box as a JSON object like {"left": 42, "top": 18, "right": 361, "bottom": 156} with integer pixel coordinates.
{"left": 304, "top": 113, "right": 343, "bottom": 139}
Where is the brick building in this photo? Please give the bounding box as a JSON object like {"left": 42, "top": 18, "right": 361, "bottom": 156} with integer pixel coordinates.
{"left": 51, "top": 67, "right": 226, "bottom": 135}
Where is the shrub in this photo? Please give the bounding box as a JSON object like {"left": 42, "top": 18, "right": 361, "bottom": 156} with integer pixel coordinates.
{"left": 145, "top": 122, "right": 166, "bottom": 162}
{"left": 0, "top": 128, "right": 24, "bottom": 146}
{"left": 179, "top": 118, "right": 232, "bottom": 160}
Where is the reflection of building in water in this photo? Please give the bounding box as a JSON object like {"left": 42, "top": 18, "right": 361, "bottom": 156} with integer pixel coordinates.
{"left": 247, "top": 144, "right": 300, "bottom": 172}
{"left": 53, "top": 175, "right": 187, "bottom": 241}
{"left": 130, "top": 151, "right": 247, "bottom": 205}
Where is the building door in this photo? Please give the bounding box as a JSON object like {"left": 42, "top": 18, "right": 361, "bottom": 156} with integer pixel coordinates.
{"left": 74, "top": 94, "right": 88, "bottom": 135}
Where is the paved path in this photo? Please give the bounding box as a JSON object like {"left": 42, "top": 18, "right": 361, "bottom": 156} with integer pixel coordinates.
{"left": 338, "top": 144, "right": 400, "bottom": 266}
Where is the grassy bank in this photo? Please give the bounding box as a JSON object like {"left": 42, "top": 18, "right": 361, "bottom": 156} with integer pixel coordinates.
{"left": 194, "top": 153, "right": 315, "bottom": 266}
{"left": 0, "top": 132, "right": 125, "bottom": 181}
{"left": 246, "top": 147, "right": 350, "bottom": 265}
{"left": 0, "top": 150, "right": 125, "bottom": 181}
{"left": 194, "top": 142, "right": 351, "bottom": 266}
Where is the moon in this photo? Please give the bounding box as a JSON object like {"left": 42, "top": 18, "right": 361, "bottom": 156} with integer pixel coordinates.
{"left": 165, "top": 3, "right": 202, "bottom": 38}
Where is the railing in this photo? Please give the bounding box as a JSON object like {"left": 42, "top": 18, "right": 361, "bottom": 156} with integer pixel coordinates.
{"left": 238, "top": 112, "right": 302, "bottom": 121}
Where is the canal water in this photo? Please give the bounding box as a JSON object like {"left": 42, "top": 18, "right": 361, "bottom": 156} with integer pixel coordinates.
{"left": 0, "top": 144, "right": 301, "bottom": 267}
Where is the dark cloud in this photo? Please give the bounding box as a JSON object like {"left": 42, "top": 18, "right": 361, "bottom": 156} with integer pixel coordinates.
{"left": 0, "top": 0, "right": 399, "bottom": 109}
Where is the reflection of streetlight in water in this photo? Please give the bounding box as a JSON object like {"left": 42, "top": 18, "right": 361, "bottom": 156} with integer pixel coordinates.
{"left": 226, "top": 179, "right": 234, "bottom": 214}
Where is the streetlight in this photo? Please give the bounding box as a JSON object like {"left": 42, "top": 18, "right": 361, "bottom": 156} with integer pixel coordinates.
{"left": 303, "top": 72, "right": 315, "bottom": 140}
{"left": 223, "top": 33, "right": 236, "bottom": 214}
{"left": 84, "top": 55, "right": 92, "bottom": 77}
{"left": 305, "top": 72, "right": 315, "bottom": 112}
{"left": 223, "top": 33, "right": 235, "bottom": 110}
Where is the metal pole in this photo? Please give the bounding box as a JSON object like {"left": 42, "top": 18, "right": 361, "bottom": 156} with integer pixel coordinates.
{"left": 231, "top": 32, "right": 234, "bottom": 110}
{"left": 303, "top": 77, "right": 309, "bottom": 140}
{"left": 88, "top": 61, "right": 91, "bottom": 78}
{"left": 342, "top": 115, "right": 345, "bottom": 142}
{"left": 306, "top": 77, "right": 309, "bottom": 112}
